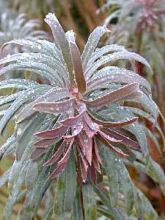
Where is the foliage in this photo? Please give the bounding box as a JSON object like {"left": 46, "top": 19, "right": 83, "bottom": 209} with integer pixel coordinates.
{"left": 0, "top": 12, "right": 48, "bottom": 56}
{"left": 0, "top": 12, "right": 164, "bottom": 219}
{"left": 103, "top": 0, "right": 165, "bottom": 113}
{"left": 0, "top": 0, "right": 107, "bottom": 49}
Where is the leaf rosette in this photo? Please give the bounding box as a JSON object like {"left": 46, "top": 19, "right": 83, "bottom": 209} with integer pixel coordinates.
{"left": 0, "top": 13, "right": 164, "bottom": 220}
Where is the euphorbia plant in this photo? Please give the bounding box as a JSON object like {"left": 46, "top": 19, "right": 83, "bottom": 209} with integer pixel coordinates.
{"left": 0, "top": 13, "right": 164, "bottom": 220}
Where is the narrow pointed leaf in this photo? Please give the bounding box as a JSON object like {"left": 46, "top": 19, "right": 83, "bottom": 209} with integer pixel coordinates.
{"left": 84, "top": 83, "right": 139, "bottom": 108}
{"left": 44, "top": 13, "right": 73, "bottom": 83}
{"left": 44, "top": 140, "right": 66, "bottom": 166}
{"left": 82, "top": 26, "right": 110, "bottom": 68}
{"left": 34, "top": 138, "right": 55, "bottom": 148}
{"left": 69, "top": 40, "right": 86, "bottom": 93}
{"left": 35, "top": 126, "right": 68, "bottom": 139}
{"left": 16, "top": 88, "right": 69, "bottom": 123}
{"left": 33, "top": 98, "right": 74, "bottom": 114}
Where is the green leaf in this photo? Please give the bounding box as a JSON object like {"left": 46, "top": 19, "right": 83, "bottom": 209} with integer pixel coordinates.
{"left": 44, "top": 13, "right": 73, "bottom": 84}
{"left": 0, "top": 135, "right": 16, "bottom": 159}
{"left": 126, "top": 123, "right": 149, "bottom": 156}
{"left": 72, "top": 189, "right": 84, "bottom": 220}
{"left": 86, "top": 51, "right": 151, "bottom": 79}
{"left": 16, "top": 114, "right": 45, "bottom": 160}
{"left": 99, "top": 145, "right": 120, "bottom": 207}
{"left": 4, "top": 160, "right": 29, "bottom": 220}
{"left": 82, "top": 26, "right": 109, "bottom": 68}
{"left": 19, "top": 148, "right": 53, "bottom": 220}
{"left": 133, "top": 154, "right": 165, "bottom": 196}
{"left": 54, "top": 150, "right": 77, "bottom": 218}
{"left": 82, "top": 185, "right": 97, "bottom": 220}
{"left": 94, "top": 185, "right": 126, "bottom": 220}
{"left": 100, "top": 145, "right": 134, "bottom": 214}
{"left": 87, "top": 66, "right": 151, "bottom": 93}
{"left": 0, "top": 89, "right": 38, "bottom": 134}
{"left": 145, "top": 158, "right": 165, "bottom": 195}
{"left": 25, "top": 161, "right": 38, "bottom": 189}
{"left": 134, "top": 188, "right": 159, "bottom": 220}
{"left": 0, "top": 91, "right": 24, "bottom": 106}
{"left": 0, "top": 79, "right": 38, "bottom": 90}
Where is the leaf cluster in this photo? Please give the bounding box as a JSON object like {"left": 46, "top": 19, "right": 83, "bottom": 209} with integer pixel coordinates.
{"left": 0, "top": 12, "right": 164, "bottom": 220}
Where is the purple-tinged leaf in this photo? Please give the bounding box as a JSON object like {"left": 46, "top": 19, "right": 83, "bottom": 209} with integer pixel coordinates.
{"left": 104, "top": 128, "right": 140, "bottom": 150}
{"left": 83, "top": 114, "right": 100, "bottom": 138}
{"left": 44, "top": 140, "right": 66, "bottom": 166}
{"left": 108, "top": 143, "right": 128, "bottom": 157}
{"left": 83, "top": 121, "right": 97, "bottom": 138}
{"left": 59, "top": 104, "right": 86, "bottom": 126}
{"left": 44, "top": 13, "right": 66, "bottom": 49}
{"left": 77, "top": 146, "right": 89, "bottom": 183}
{"left": 44, "top": 13, "right": 74, "bottom": 84}
{"left": 84, "top": 114, "right": 100, "bottom": 130}
{"left": 34, "top": 139, "right": 56, "bottom": 148}
{"left": 78, "top": 134, "right": 93, "bottom": 165}
{"left": 89, "top": 162, "right": 97, "bottom": 184}
{"left": 16, "top": 88, "right": 69, "bottom": 123}
{"left": 124, "top": 91, "right": 142, "bottom": 101}
{"left": 93, "top": 139, "right": 102, "bottom": 166}
{"left": 31, "top": 148, "right": 48, "bottom": 161}
{"left": 57, "top": 138, "right": 74, "bottom": 165}
{"left": 84, "top": 138, "right": 93, "bottom": 166}
{"left": 98, "top": 130, "right": 122, "bottom": 143}
{"left": 50, "top": 162, "right": 66, "bottom": 179}
{"left": 60, "top": 113, "right": 84, "bottom": 127}
{"left": 35, "top": 126, "right": 68, "bottom": 139}
{"left": 33, "top": 98, "right": 74, "bottom": 114}
{"left": 90, "top": 114, "right": 138, "bottom": 128}
{"left": 69, "top": 39, "right": 86, "bottom": 93}
{"left": 50, "top": 139, "right": 74, "bottom": 178}
{"left": 63, "top": 124, "right": 83, "bottom": 139}
{"left": 98, "top": 135, "right": 128, "bottom": 157}
{"left": 84, "top": 83, "right": 139, "bottom": 108}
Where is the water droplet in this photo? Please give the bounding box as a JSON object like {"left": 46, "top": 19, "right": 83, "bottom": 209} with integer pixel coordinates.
{"left": 84, "top": 139, "right": 88, "bottom": 144}
{"left": 6, "top": 54, "right": 11, "bottom": 59}
{"left": 120, "top": 194, "right": 124, "bottom": 199}
{"left": 17, "top": 128, "right": 22, "bottom": 136}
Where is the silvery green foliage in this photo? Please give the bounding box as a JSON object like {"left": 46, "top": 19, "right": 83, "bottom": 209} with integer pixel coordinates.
{"left": 0, "top": 12, "right": 48, "bottom": 55}
{"left": 104, "top": 0, "right": 165, "bottom": 28}
{"left": 103, "top": 0, "right": 165, "bottom": 111}
{"left": 0, "top": 13, "right": 164, "bottom": 220}
{"left": 103, "top": 0, "right": 165, "bottom": 52}
{"left": 103, "top": 0, "right": 165, "bottom": 57}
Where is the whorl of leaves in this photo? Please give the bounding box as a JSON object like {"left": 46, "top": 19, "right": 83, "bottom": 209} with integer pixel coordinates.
{"left": 0, "top": 12, "right": 164, "bottom": 220}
